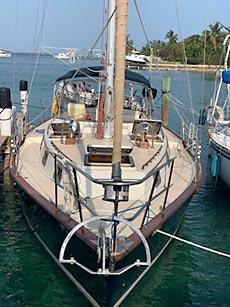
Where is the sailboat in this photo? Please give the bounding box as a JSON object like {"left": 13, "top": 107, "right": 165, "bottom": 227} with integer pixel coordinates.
{"left": 206, "top": 33, "right": 230, "bottom": 188}
{"left": 9, "top": 0, "right": 201, "bottom": 306}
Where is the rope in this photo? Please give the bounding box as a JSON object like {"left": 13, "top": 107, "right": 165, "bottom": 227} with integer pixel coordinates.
{"left": 157, "top": 229, "right": 230, "bottom": 259}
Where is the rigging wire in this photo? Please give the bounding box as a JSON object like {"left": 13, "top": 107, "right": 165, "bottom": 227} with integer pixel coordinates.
{"left": 12, "top": 0, "right": 18, "bottom": 101}
{"left": 170, "top": 93, "right": 199, "bottom": 119}
{"left": 28, "top": 0, "right": 49, "bottom": 100}
{"left": 78, "top": 10, "right": 110, "bottom": 68}
{"left": 22, "top": 0, "right": 55, "bottom": 126}
{"left": 133, "top": 0, "right": 198, "bottom": 131}
{"left": 133, "top": 0, "right": 153, "bottom": 82}
{"left": 42, "top": 7, "right": 108, "bottom": 71}
{"left": 33, "top": 0, "right": 42, "bottom": 55}
{"left": 45, "top": 1, "right": 110, "bottom": 96}
{"left": 100, "top": 0, "right": 106, "bottom": 59}
{"left": 199, "top": 0, "right": 208, "bottom": 144}
{"left": 175, "top": 0, "right": 194, "bottom": 124}
{"left": 11, "top": 0, "right": 48, "bottom": 117}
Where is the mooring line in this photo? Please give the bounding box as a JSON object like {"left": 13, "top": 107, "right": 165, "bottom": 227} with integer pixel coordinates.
{"left": 22, "top": 206, "right": 100, "bottom": 307}
{"left": 156, "top": 229, "right": 230, "bottom": 258}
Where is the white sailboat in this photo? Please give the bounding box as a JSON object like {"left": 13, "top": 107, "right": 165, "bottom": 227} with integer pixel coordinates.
{"left": 206, "top": 34, "right": 230, "bottom": 188}
{"left": 9, "top": 0, "right": 201, "bottom": 306}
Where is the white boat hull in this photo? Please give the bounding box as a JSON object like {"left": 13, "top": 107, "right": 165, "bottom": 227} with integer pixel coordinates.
{"left": 206, "top": 34, "right": 230, "bottom": 189}
{"left": 209, "top": 137, "right": 230, "bottom": 188}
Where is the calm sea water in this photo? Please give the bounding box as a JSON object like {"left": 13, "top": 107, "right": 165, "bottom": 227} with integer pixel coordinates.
{"left": 0, "top": 54, "right": 230, "bottom": 307}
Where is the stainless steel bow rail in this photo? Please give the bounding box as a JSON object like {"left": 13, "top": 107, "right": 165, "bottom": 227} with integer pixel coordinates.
{"left": 59, "top": 215, "right": 151, "bottom": 276}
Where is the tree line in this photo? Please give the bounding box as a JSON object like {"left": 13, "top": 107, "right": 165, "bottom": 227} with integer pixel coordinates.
{"left": 126, "top": 22, "right": 229, "bottom": 65}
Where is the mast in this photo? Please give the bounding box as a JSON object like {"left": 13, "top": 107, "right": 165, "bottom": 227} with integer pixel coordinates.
{"left": 112, "top": 0, "right": 128, "bottom": 179}
{"left": 103, "top": 0, "right": 116, "bottom": 139}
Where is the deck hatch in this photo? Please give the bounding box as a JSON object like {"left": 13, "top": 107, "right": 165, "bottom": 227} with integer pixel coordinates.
{"left": 85, "top": 145, "right": 134, "bottom": 166}
{"left": 87, "top": 144, "right": 133, "bottom": 154}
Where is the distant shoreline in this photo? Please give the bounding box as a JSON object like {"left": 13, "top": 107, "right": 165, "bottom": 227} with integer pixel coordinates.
{"left": 126, "top": 63, "right": 221, "bottom": 72}
{"left": 4, "top": 53, "right": 221, "bottom": 72}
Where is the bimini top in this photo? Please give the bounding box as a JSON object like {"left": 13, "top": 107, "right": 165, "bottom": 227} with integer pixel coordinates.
{"left": 56, "top": 66, "right": 151, "bottom": 88}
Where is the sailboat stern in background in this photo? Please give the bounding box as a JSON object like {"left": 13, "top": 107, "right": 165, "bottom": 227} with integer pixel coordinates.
{"left": 206, "top": 34, "right": 230, "bottom": 188}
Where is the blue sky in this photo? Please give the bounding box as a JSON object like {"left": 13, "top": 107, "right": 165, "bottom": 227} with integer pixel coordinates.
{"left": 0, "top": 0, "right": 229, "bottom": 53}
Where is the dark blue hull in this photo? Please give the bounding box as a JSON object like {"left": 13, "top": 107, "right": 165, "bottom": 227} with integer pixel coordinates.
{"left": 18, "top": 187, "right": 189, "bottom": 307}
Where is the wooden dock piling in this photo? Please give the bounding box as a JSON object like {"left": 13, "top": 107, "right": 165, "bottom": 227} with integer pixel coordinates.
{"left": 0, "top": 136, "right": 11, "bottom": 178}
{"left": 161, "top": 76, "right": 171, "bottom": 127}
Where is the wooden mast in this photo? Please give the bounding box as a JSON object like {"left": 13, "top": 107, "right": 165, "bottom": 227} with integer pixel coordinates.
{"left": 112, "top": 0, "right": 128, "bottom": 179}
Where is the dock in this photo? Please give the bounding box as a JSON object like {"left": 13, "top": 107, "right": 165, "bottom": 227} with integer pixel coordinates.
{"left": 126, "top": 63, "right": 220, "bottom": 72}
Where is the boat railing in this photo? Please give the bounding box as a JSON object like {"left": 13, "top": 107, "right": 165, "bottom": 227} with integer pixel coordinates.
{"left": 59, "top": 215, "right": 152, "bottom": 276}
{"left": 56, "top": 151, "right": 189, "bottom": 276}
{"left": 52, "top": 154, "right": 176, "bottom": 231}
{"left": 58, "top": 160, "right": 174, "bottom": 276}
{"left": 181, "top": 120, "right": 201, "bottom": 158}
{"left": 64, "top": 156, "right": 174, "bottom": 187}
{"left": 71, "top": 178, "right": 172, "bottom": 223}
{"left": 48, "top": 144, "right": 176, "bottom": 228}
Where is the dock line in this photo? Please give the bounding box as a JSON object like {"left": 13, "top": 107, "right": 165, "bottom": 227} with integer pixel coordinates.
{"left": 156, "top": 229, "right": 230, "bottom": 259}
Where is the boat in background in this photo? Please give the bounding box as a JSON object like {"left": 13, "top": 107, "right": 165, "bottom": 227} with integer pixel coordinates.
{"left": 52, "top": 48, "right": 77, "bottom": 62}
{"left": 53, "top": 52, "right": 70, "bottom": 59}
{"left": 8, "top": 0, "right": 201, "bottom": 306}
{"left": 52, "top": 49, "right": 103, "bottom": 62}
{"left": 125, "top": 50, "right": 148, "bottom": 65}
{"left": 206, "top": 34, "right": 230, "bottom": 188}
{"left": 0, "top": 49, "right": 11, "bottom": 57}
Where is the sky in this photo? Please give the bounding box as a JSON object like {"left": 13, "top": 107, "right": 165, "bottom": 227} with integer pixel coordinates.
{"left": 0, "top": 0, "right": 230, "bottom": 53}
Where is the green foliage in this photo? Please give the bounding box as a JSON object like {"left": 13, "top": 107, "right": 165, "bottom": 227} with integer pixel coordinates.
{"left": 126, "top": 34, "right": 135, "bottom": 55}
{"left": 127, "top": 22, "right": 230, "bottom": 65}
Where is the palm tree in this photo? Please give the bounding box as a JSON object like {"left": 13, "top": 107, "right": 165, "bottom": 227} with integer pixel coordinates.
{"left": 165, "top": 30, "right": 178, "bottom": 44}
{"left": 126, "top": 34, "right": 135, "bottom": 55}
{"left": 209, "top": 21, "right": 221, "bottom": 50}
